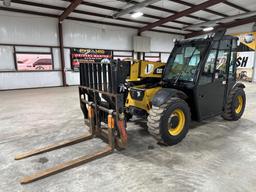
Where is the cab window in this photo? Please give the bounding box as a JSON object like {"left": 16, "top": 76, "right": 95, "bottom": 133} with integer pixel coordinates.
{"left": 199, "top": 50, "right": 216, "bottom": 85}
{"left": 228, "top": 51, "right": 237, "bottom": 79}
{"left": 165, "top": 44, "right": 207, "bottom": 82}
{"left": 215, "top": 50, "right": 228, "bottom": 79}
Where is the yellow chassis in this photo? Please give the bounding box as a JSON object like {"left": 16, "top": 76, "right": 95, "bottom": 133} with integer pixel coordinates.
{"left": 125, "top": 85, "right": 161, "bottom": 113}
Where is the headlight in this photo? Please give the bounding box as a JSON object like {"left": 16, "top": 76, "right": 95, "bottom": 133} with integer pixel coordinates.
{"left": 130, "top": 89, "right": 144, "bottom": 101}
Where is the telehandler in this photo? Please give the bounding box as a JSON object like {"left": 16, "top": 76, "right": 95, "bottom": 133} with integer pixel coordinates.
{"left": 125, "top": 29, "right": 246, "bottom": 145}
{"left": 15, "top": 29, "right": 245, "bottom": 184}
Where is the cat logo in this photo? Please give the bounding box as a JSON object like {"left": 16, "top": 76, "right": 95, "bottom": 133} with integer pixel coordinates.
{"left": 145, "top": 64, "right": 154, "bottom": 74}
{"left": 155, "top": 68, "right": 163, "bottom": 74}
{"left": 137, "top": 91, "right": 141, "bottom": 97}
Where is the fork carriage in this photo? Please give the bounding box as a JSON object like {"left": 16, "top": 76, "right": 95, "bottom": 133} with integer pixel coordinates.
{"left": 15, "top": 60, "right": 130, "bottom": 184}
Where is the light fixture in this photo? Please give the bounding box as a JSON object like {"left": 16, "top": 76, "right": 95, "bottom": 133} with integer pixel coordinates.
{"left": 131, "top": 12, "right": 143, "bottom": 18}
{"left": 113, "top": 0, "right": 160, "bottom": 18}
{"left": 3, "top": 0, "right": 11, "bottom": 7}
{"left": 203, "top": 27, "right": 214, "bottom": 32}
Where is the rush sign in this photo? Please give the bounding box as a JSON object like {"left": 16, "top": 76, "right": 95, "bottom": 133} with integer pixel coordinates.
{"left": 236, "top": 52, "right": 254, "bottom": 68}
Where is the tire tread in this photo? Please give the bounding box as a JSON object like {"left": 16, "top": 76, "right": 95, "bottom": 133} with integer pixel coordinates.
{"left": 147, "top": 97, "right": 188, "bottom": 142}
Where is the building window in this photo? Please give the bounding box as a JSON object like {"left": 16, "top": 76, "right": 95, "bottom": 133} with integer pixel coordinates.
{"left": 16, "top": 53, "right": 53, "bottom": 71}
{"left": 143, "top": 52, "right": 161, "bottom": 62}
{"left": 113, "top": 51, "right": 133, "bottom": 61}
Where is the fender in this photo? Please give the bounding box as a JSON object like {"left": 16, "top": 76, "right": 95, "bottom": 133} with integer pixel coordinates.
{"left": 151, "top": 88, "right": 188, "bottom": 107}
{"left": 232, "top": 82, "right": 245, "bottom": 89}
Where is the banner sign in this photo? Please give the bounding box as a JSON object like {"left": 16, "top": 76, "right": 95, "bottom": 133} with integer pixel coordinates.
{"left": 232, "top": 32, "right": 256, "bottom": 82}
{"left": 71, "top": 48, "right": 113, "bottom": 71}
{"left": 236, "top": 51, "right": 254, "bottom": 68}
{"left": 16, "top": 53, "right": 53, "bottom": 71}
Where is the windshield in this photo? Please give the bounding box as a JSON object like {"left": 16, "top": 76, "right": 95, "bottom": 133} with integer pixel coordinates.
{"left": 163, "top": 43, "right": 208, "bottom": 82}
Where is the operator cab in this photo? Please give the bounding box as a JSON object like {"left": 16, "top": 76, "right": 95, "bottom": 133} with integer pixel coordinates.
{"left": 163, "top": 32, "right": 238, "bottom": 121}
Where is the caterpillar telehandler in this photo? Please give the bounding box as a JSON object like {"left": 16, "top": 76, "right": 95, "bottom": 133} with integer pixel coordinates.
{"left": 125, "top": 60, "right": 165, "bottom": 117}
{"left": 15, "top": 29, "right": 246, "bottom": 184}
{"left": 125, "top": 29, "right": 246, "bottom": 145}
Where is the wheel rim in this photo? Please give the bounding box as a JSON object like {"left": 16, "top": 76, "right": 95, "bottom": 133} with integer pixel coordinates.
{"left": 235, "top": 95, "right": 243, "bottom": 114}
{"left": 168, "top": 109, "right": 185, "bottom": 136}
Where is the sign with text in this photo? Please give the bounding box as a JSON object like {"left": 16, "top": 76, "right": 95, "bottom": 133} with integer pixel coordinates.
{"left": 232, "top": 32, "right": 256, "bottom": 82}
{"left": 71, "top": 48, "right": 113, "bottom": 71}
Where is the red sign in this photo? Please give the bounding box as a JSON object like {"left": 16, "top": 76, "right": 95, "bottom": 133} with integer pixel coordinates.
{"left": 71, "top": 48, "right": 113, "bottom": 71}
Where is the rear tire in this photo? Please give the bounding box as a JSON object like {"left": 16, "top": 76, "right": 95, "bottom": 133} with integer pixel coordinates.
{"left": 147, "top": 97, "right": 190, "bottom": 145}
{"left": 222, "top": 87, "right": 246, "bottom": 121}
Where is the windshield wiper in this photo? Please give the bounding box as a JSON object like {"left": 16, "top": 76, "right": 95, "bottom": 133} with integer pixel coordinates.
{"left": 173, "top": 72, "right": 182, "bottom": 85}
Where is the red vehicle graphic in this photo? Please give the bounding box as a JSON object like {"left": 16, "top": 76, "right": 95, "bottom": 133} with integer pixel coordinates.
{"left": 16, "top": 54, "right": 53, "bottom": 71}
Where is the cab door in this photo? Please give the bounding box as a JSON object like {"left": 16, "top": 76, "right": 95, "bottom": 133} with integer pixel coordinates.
{"left": 196, "top": 40, "right": 231, "bottom": 120}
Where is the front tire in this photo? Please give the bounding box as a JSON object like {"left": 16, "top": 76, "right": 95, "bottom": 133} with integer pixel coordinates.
{"left": 222, "top": 87, "right": 246, "bottom": 121}
{"left": 147, "top": 97, "right": 191, "bottom": 145}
